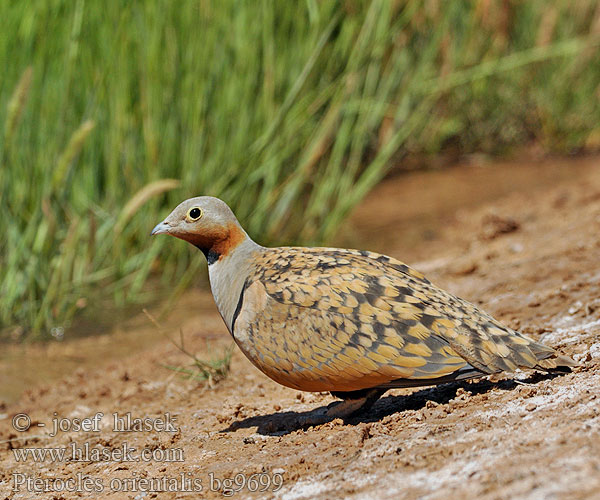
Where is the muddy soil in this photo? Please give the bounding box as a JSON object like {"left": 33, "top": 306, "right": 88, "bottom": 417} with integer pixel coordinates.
{"left": 1, "top": 156, "right": 600, "bottom": 500}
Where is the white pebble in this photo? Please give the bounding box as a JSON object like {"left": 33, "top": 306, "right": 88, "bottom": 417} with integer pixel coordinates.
{"left": 589, "top": 343, "right": 600, "bottom": 359}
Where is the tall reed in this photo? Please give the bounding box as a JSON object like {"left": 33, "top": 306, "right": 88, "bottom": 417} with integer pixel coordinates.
{"left": 1, "top": 1, "right": 600, "bottom": 337}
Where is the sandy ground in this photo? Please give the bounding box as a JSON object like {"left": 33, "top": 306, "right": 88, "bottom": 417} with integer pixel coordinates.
{"left": 1, "top": 156, "right": 600, "bottom": 499}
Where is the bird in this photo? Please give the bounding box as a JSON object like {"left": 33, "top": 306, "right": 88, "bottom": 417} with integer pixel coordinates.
{"left": 152, "top": 196, "right": 576, "bottom": 422}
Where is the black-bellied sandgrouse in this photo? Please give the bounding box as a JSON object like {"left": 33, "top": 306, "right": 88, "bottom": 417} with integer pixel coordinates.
{"left": 152, "top": 197, "right": 575, "bottom": 420}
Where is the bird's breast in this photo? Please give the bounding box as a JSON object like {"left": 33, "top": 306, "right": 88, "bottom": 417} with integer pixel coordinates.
{"left": 208, "top": 257, "right": 248, "bottom": 334}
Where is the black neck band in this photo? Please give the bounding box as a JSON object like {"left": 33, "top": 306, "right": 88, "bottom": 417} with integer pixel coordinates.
{"left": 197, "top": 246, "right": 220, "bottom": 265}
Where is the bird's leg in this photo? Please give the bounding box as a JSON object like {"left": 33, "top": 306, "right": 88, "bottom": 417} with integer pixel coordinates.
{"left": 291, "top": 388, "right": 386, "bottom": 429}
{"left": 327, "top": 388, "right": 387, "bottom": 419}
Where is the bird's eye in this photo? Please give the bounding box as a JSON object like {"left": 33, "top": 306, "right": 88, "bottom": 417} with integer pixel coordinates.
{"left": 187, "top": 207, "right": 203, "bottom": 221}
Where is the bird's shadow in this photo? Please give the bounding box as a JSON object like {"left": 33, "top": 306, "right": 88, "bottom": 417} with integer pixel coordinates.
{"left": 222, "top": 372, "right": 561, "bottom": 436}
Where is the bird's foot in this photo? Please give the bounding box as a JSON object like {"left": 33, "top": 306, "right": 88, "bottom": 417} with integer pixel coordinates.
{"left": 329, "top": 388, "right": 387, "bottom": 417}
{"left": 281, "top": 389, "right": 387, "bottom": 430}
{"left": 325, "top": 398, "right": 371, "bottom": 419}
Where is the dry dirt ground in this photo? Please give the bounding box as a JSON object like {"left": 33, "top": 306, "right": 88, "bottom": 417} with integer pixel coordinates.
{"left": 1, "top": 157, "right": 600, "bottom": 500}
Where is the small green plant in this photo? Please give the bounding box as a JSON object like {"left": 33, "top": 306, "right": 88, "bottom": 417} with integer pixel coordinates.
{"left": 144, "top": 309, "right": 234, "bottom": 386}
{"left": 162, "top": 342, "right": 235, "bottom": 387}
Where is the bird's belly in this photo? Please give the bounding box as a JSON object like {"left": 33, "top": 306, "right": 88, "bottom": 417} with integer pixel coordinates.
{"left": 231, "top": 324, "right": 412, "bottom": 392}
{"left": 230, "top": 281, "right": 468, "bottom": 392}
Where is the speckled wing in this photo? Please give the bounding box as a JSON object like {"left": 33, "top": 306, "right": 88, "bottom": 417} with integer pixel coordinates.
{"left": 232, "top": 247, "right": 570, "bottom": 392}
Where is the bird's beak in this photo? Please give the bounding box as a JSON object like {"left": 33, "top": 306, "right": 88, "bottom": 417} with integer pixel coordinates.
{"left": 151, "top": 221, "right": 171, "bottom": 236}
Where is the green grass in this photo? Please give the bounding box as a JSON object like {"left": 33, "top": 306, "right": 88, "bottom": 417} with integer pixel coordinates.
{"left": 162, "top": 344, "right": 235, "bottom": 386}
{"left": 2, "top": 1, "right": 600, "bottom": 338}
{"left": 145, "top": 309, "right": 234, "bottom": 385}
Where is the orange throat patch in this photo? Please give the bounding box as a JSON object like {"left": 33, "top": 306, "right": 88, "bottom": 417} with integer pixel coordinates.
{"left": 175, "top": 222, "right": 246, "bottom": 263}
{"left": 211, "top": 224, "right": 246, "bottom": 259}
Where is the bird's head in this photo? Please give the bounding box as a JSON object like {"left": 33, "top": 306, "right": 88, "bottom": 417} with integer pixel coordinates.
{"left": 151, "top": 196, "right": 247, "bottom": 261}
